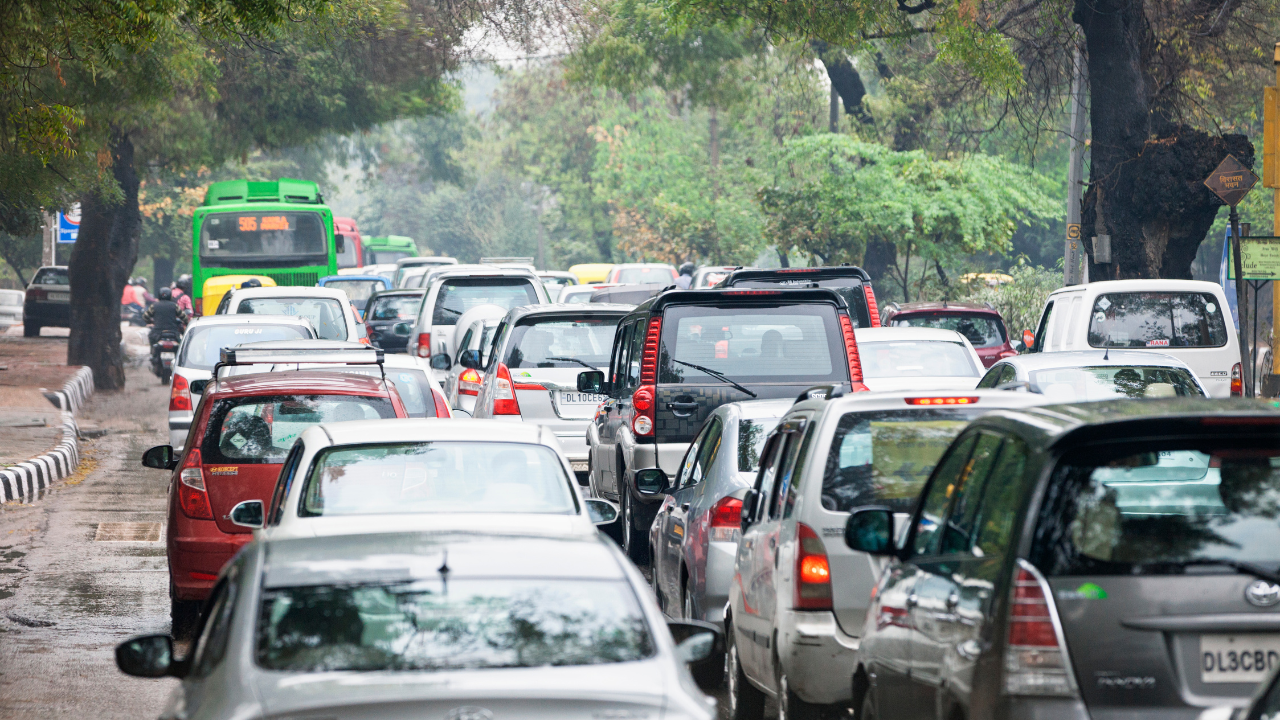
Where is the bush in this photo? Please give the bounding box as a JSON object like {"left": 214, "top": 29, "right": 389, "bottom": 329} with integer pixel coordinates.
{"left": 960, "top": 258, "right": 1061, "bottom": 341}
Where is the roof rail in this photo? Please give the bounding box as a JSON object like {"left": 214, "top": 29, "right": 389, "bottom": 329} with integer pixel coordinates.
{"left": 795, "top": 383, "right": 846, "bottom": 403}
{"left": 212, "top": 344, "right": 385, "bottom": 383}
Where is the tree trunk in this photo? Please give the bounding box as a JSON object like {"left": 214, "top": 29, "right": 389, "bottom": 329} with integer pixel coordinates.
{"left": 862, "top": 238, "right": 897, "bottom": 296}
{"left": 153, "top": 256, "right": 174, "bottom": 290}
{"left": 709, "top": 106, "right": 720, "bottom": 197}
{"left": 68, "top": 130, "right": 139, "bottom": 391}
{"left": 812, "top": 41, "right": 871, "bottom": 124}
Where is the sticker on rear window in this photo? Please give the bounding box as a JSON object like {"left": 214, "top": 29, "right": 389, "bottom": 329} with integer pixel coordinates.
{"left": 1057, "top": 582, "right": 1107, "bottom": 600}
{"left": 1146, "top": 339, "right": 1170, "bottom": 347}
{"left": 1097, "top": 297, "right": 1111, "bottom": 311}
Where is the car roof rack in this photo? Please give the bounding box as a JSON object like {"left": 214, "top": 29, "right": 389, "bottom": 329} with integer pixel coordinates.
{"left": 795, "top": 383, "right": 846, "bottom": 403}
{"left": 212, "top": 343, "right": 386, "bottom": 384}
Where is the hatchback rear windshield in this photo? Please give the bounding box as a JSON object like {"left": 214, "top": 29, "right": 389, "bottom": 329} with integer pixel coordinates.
{"left": 1088, "top": 292, "right": 1228, "bottom": 348}
{"left": 323, "top": 280, "right": 383, "bottom": 306}
{"left": 32, "top": 268, "right": 68, "bottom": 286}
{"left": 368, "top": 250, "right": 412, "bottom": 265}
{"left": 321, "top": 367, "right": 438, "bottom": 418}
{"left": 859, "top": 340, "right": 979, "bottom": 378}
{"left": 505, "top": 316, "right": 621, "bottom": 369}
{"left": 256, "top": 578, "right": 653, "bottom": 672}
{"left": 822, "top": 408, "right": 988, "bottom": 512}
{"left": 1028, "top": 365, "right": 1203, "bottom": 401}
{"left": 890, "top": 313, "right": 1006, "bottom": 348}
{"left": 237, "top": 297, "right": 347, "bottom": 340}
{"left": 202, "top": 394, "right": 395, "bottom": 464}
{"left": 299, "top": 442, "right": 574, "bottom": 517}
{"left": 615, "top": 266, "right": 675, "bottom": 284}
{"left": 179, "top": 324, "right": 312, "bottom": 371}
{"left": 366, "top": 294, "right": 422, "bottom": 321}
{"left": 0, "top": 291, "right": 23, "bottom": 306}
{"left": 659, "top": 304, "right": 845, "bottom": 385}
{"left": 432, "top": 278, "right": 540, "bottom": 326}
{"left": 1032, "top": 446, "right": 1280, "bottom": 577}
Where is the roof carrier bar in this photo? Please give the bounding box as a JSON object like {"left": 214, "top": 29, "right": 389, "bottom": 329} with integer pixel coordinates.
{"left": 211, "top": 344, "right": 385, "bottom": 383}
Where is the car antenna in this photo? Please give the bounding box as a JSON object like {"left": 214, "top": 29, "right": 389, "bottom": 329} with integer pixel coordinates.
{"left": 438, "top": 549, "right": 450, "bottom": 594}
{"left": 1103, "top": 343, "right": 1110, "bottom": 361}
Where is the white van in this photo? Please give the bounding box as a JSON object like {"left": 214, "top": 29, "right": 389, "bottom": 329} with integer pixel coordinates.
{"left": 1026, "top": 279, "right": 1239, "bottom": 397}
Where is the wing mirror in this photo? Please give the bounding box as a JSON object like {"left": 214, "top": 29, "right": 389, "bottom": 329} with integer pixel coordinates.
{"left": 577, "top": 370, "right": 605, "bottom": 394}
{"left": 667, "top": 619, "right": 724, "bottom": 690}
{"left": 584, "top": 498, "right": 619, "bottom": 525}
{"left": 189, "top": 379, "right": 208, "bottom": 395}
{"left": 229, "top": 500, "right": 264, "bottom": 529}
{"left": 392, "top": 322, "right": 412, "bottom": 337}
{"left": 116, "top": 634, "right": 183, "bottom": 678}
{"left": 634, "top": 468, "right": 670, "bottom": 496}
{"left": 430, "top": 353, "right": 451, "bottom": 370}
{"left": 459, "top": 349, "right": 483, "bottom": 370}
{"left": 335, "top": 234, "right": 346, "bottom": 254}
{"left": 844, "top": 506, "right": 897, "bottom": 556}
{"left": 141, "top": 445, "right": 176, "bottom": 471}
{"left": 1021, "top": 329, "right": 1035, "bottom": 353}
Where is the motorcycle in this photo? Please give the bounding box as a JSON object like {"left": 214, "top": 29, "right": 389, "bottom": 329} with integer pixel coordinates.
{"left": 121, "top": 304, "right": 147, "bottom": 327}
{"left": 150, "top": 330, "right": 182, "bottom": 384}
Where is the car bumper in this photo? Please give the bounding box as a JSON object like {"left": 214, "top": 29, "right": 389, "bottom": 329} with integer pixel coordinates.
{"left": 1201, "top": 376, "right": 1231, "bottom": 399}
{"left": 168, "top": 528, "right": 251, "bottom": 601}
{"left": 776, "top": 609, "right": 860, "bottom": 705}
{"left": 997, "top": 697, "right": 1092, "bottom": 720}
{"left": 24, "top": 303, "right": 70, "bottom": 326}
{"left": 697, "top": 540, "right": 738, "bottom": 627}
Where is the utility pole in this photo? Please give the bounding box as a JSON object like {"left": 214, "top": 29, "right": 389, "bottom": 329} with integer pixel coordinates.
{"left": 1266, "top": 43, "right": 1280, "bottom": 393}
{"left": 41, "top": 210, "right": 56, "bottom": 267}
{"left": 1064, "top": 40, "right": 1088, "bottom": 286}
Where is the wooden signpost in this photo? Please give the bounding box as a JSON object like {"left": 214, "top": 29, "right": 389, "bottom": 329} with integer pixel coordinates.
{"left": 1205, "top": 154, "right": 1260, "bottom": 397}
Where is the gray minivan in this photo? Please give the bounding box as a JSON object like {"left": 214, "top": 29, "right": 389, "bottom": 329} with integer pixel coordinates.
{"left": 846, "top": 398, "right": 1280, "bottom": 720}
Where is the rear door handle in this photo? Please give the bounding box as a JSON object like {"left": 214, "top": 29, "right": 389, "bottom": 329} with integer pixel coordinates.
{"left": 668, "top": 401, "right": 698, "bottom": 417}
{"left": 906, "top": 594, "right": 919, "bottom": 608}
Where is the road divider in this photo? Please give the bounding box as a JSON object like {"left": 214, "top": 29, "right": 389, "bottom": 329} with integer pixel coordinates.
{"left": 1, "top": 367, "right": 95, "bottom": 503}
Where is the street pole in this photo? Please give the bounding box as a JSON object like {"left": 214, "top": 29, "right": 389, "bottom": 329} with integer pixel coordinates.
{"left": 1231, "top": 206, "right": 1253, "bottom": 397}
{"left": 1273, "top": 43, "right": 1280, "bottom": 385}
{"left": 1065, "top": 39, "right": 1088, "bottom": 286}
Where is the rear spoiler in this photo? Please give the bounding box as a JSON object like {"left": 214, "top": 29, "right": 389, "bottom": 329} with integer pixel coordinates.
{"left": 723, "top": 266, "right": 872, "bottom": 285}
{"left": 644, "top": 287, "right": 849, "bottom": 312}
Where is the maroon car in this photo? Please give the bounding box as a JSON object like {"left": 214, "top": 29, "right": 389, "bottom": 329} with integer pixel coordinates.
{"left": 880, "top": 301, "right": 1017, "bottom": 368}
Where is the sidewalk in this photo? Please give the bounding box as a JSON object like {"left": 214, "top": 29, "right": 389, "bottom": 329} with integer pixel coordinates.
{"left": 0, "top": 336, "right": 77, "bottom": 467}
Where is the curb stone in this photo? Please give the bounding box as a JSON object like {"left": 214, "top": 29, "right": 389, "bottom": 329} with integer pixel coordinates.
{"left": 1, "top": 367, "right": 94, "bottom": 503}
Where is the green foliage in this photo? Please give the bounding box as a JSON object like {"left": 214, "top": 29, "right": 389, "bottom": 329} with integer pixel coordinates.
{"left": 0, "top": 231, "right": 42, "bottom": 286}
{"left": 959, "top": 257, "right": 1061, "bottom": 337}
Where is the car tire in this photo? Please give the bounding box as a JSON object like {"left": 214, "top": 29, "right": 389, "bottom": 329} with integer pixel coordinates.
{"left": 621, "top": 490, "right": 650, "bottom": 565}
{"left": 727, "top": 623, "right": 766, "bottom": 720}
{"left": 22, "top": 324, "right": 39, "bottom": 338}
{"left": 777, "top": 666, "right": 829, "bottom": 720}
{"left": 170, "top": 582, "right": 200, "bottom": 640}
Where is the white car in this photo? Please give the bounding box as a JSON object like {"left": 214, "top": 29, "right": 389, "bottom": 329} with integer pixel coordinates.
{"left": 444, "top": 303, "right": 507, "bottom": 416}
{"left": 558, "top": 283, "right": 620, "bottom": 304}
{"left": 215, "top": 285, "right": 365, "bottom": 342}
{"left": 393, "top": 255, "right": 457, "bottom": 286}
{"left": 976, "top": 349, "right": 1210, "bottom": 400}
{"left": 0, "top": 288, "right": 23, "bottom": 329}
{"left": 168, "top": 315, "right": 317, "bottom": 448}
{"left": 854, "top": 326, "right": 984, "bottom": 392}
{"left": 227, "top": 418, "right": 620, "bottom": 542}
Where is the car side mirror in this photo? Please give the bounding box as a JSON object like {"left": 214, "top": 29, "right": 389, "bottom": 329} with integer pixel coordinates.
{"left": 430, "top": 353, "right": 451, "bottom": 370}
{"left": 141, "top": 445, "right": 176, "bottom": 471}
{"left": 634, "top": 468, "right": 670, "bottom": 496}
{"left": 584, "top": 498, "right": 619, "bottom": 525}
{"left": 115, "top": 634, "right": 180, "bottom": 678}
{"left": 189, "top": 379, "right": 208, "bottom": 396}
{"left": 844, "top": 506, "right": 897, "bottom": 556}
{"left": 740, "top": 488, "right": 760, "bottom": 531}
{"left": 577, "top": 370, "right": 605, "bottom": 394}
{"left": 229, "top": 500, "right": 264, "bottom": 529}
{"left": 459, "top": 349, "right": 483, "bottom": 370}
{"left": 1021, "top": 329, "right": 1035, "bottom": 352}
{"left": 392, "top": 322, "right": 412, "bottom": 337}
{"left": 667, "top": 619, "right": 724, "bottom": 688}
{"left": 335, "top": 234, "right": 346, "bottom": 254}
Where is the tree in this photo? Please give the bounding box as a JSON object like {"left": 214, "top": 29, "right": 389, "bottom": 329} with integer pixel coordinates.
{"left": 0, "top": 231, "right": 41, "bottom": 286}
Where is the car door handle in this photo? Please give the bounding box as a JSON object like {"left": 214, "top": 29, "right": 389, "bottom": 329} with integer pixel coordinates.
{"left": 946, "top": 593, "right": 960, "bottom": 611}
{"left": 668, "top": 401, "right": 698, "bottom": 417}
{"left": 906, "top": 594, "right": 919, "bottom": 608}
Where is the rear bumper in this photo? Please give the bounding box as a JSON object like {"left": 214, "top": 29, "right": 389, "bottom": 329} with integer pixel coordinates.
{"left": 23, "top": 302, "right": 69, "bottom": 326}
{"left": 997, "top": 697, "right": 1092, "bottom": 720}
{"left": 696, "top": 540, "right": 737, "bottom": 627}
{"left": 776, "top": 609, "right": 860, "bottom": 705}
{"left": 167, "top": 523, "right": 251, "bottom": 601}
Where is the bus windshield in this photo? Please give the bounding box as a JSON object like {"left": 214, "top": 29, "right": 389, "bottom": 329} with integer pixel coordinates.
{"left": 201, "top": 212, "right": 327, "bottom": 267}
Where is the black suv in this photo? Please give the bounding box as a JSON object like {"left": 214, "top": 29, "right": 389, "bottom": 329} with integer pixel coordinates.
{"left": 721, "top": 266, "right": 881, "bottom": 328}
{"left": 578, "top": 287, "right": 868, "bottom": 562}
{"left": 363, "top": 289, "right": 424, "bottom": 353}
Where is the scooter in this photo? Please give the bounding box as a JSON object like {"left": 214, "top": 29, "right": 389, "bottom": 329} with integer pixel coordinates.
{"left": 121, "top": 304, "right": 147, "bottom": 327}
{"left": 150, "top": 330, "right": 182, "bottom": 384}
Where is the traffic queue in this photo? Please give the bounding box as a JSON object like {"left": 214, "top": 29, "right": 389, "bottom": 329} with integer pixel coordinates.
{"left": 111, "top": 256, "right": 1280, "bottom": 720}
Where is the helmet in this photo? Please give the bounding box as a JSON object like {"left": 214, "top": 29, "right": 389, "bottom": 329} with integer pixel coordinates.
{"left": 135, "top": 277, "right": 147, "bottom": 287}
{"left": 679, "top": 262, "right": 695, "bottom": 276}
{"left": 240, "top": 278, "right": 262, "bottom": 289}
{"left": 176, "top": 274, "right": 192, "bottom": 293}
{"left": 158, "top": 287, "right": 172, "bottom": 301}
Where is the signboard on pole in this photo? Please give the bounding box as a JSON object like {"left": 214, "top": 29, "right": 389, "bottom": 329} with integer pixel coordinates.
{"left": 57, "top": 203, "right": 79, "bottom": 243}
{"left": 1226, "top": 237, "right": 1280, "bottom": 280}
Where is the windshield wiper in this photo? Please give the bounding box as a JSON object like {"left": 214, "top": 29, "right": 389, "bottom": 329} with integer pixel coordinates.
{"left": 1141, "top": 558, "right": 1280, "bottom": 585}
{"left": 671, "top": 359, "right": 757, "bottom": 398}
{"left": 546, "top": 356, "right": 597, "bottom": 370}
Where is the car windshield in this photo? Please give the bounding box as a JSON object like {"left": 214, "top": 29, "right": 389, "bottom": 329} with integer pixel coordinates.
{"left": 891, "top": 313, "right": 1005, "bottom": 348}
{"left": 335, "top": 236, "right": 360, "bottom": 268}
{"left": 432, "top": 278, "right": 541, "bottom": 326}
{"left": 322, "top": 367, "right": 438, "bottom": 418}
{"left": 615, "top": 267, "right": 673, "bottom": 284}
{"left": 256, "top": 578, "right": 653, "bottom": 672}
{"left": 369, "top": 250, "right": 412, "bottom": 264}
{"left": 1028, "top": 365, "right": 1203, "bottom": 401}
{"left": 179, "top": 324, "right": 311, "bottom": 371}
{"left": 822, "top": 408, "right": 988, "bottom": 512}
{"left": 562, "top": 288, "right": 593, "bottom": 304}
{"left": 33, "top": 268, "right": 68, "bottom": 286}
{"left": 299, "top": 442, "right": 574, "bottom": 517}
{"left": 739, "top": 417, "right": 782, "bottom": 472}
{"left": 1088, "top": 292, "right": 1228, "bottom": 348}
{"left": 859, "top": 341, "right": 979, "bottom": 378}
{"left": 323, "top": 280, "right": 383, "bottom": 307}
{"left": 236, "top": 297, "right": 347, "bottom": 340}
{"left": 505, "top": 316, "right": 621, "bottom": 369}
{"left": 1032, "top": 448, "right": 1280, "bottom": 576}
{"left": 0, "top": 291, "right": 22, "bottom": 306}
{"left": 659, "top": 305, "right": 844, "bottom": 385}
{"left": 200, "top": 212, "right": 327, "bottom": 266}
{"left": 367, "top": 294, "right": 422, "bottom": 321}
{"left": 202, "top": 395, "right": 396, "bottom": 464}
{"left": 728, "top": 277, "right": 873, "bottom": 327}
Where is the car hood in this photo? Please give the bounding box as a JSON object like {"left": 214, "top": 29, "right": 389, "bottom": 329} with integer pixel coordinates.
{"left": 861, "top": 376, "right": 980, "bottom": 393}
{"left": 262, "top": 513, "right": 596, "bottom": 541}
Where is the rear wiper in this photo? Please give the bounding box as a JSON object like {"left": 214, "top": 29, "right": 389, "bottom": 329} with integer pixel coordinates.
{"left": 546, "top": 356, "right": 597, "bottom": 370}
{"left": 1143, "top": 558, "right": 1280, "bottom": 585}
{"left": 671, "top": 359, "right": 757, "bottom": 398}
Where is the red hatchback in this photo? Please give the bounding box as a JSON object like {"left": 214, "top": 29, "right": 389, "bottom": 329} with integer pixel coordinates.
{"left": 880, "top": 301, "right": 1018, "bottom": 368}
{"left": 142, "top": 369, "right": 408, "bottom": 633}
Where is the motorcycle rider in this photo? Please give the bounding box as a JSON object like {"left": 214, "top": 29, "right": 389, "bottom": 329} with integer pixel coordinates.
{"left": 143, "top": 287, "right": 189, "bottom": 350}
{"left": 133, "top": 277, "right": 155, "bottom": 306}
{"left": 675, "top": 262, "right": 695, "bottom": 289}
{"left": 170, "top": 275, "right": 194, "bottom": 314}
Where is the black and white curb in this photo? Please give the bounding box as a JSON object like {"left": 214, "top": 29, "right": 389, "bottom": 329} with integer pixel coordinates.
{"left": 1, "top": 368, "right": 95, "bottom": 503}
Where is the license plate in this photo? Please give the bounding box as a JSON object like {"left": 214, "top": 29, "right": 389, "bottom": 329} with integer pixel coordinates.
{"left": 1200, "top": 634, "right": 1280, "bottom": 683}
{"left": 570, "top": 461, "right": 589, "bottom": 473}
{"left": 48, "top": 292, "right": 69, "bottom": 302}
{"left": 559, "top": 392, "right": 607, "bottom": 406}
{"left": 160, "top": 352, "right": 175, "bottom": 359}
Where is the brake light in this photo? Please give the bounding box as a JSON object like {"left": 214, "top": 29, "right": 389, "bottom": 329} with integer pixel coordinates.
{"left": 794, "top": 523, "right": 832, "bottom": 610}
{"left": 998, "top": 350, "right": 1019, "bottom": 359}
{"left": 416, "top": 332, "right": 431, "bottom": 358}
{"left": 432, "top": 388, "right": 452, "bottom": 418}
{"left": 633, "top": 317, "right": 661, "bottom": 437}
{"left": 190, "top": 571, "right": 218, "bottom": 581}
{"left": 1231, "top": 363, "right": 1242, "bottom": 396}
{"left": 722, "top": 290, "right": 781, "bottom": 296}
{"left": 906, "top": 397, "right": 978, "bottom": 405}
{"left": 776, "top": 268, "right": 818, "bottom": 273}
{"left": 514, "top": 382, "right": 546, "bottom": 391}
{"left": 839, "top": 313, "right": 868, "bottom": 392}
{"left": 493, "top": 363, "right": 522, "bottom": 415}
{"left": 709, "top": 496, "right": 743, "bottom": 542}
{"left": 1004, "top": 563, "right": 1077, "bottom": 697}
{"left": 458, "top": 368, "right": 482, "bottom": 395}
{"left": 864, "top": 285, "right": 881, "bottom": 327}
{"left": 177, "top": 448, "right": 213, "bottom": 520}
{"left": 26, "top": 288, "right": 45, "bottom": 302}
{"left": 169, "top": 374, "right": 192, "bottom": 412}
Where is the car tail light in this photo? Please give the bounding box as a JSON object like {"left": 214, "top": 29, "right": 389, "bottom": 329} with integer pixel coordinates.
{"left": 458, "top": 368, "right": 482, "bottom": 395}
{"left": 709, "top": 496, "right": 743, "bottom": 542}
{"left": 906, "top": 397, "right": 978, "bottom": 405}
{"left": 633, "top": 317, "right": 661, "bottom": 437}
{"left": 169, "top": 374, "right": 192, "bottom": 412}
{"left": 838, "top": 313, "right": 869, "bottom": 392}
{"left": 493, "top": 363, "right": 522, "bottom": 415}
{"left": 794, "top": 523, "right": 832, "bottom": 610}
{"left": 1004, "top": 562, "right": 1077, "bottom": 697}
{"left": 26, "top": 288, "right": 45, "bottom": 302}
{"left": 722, "top": 290, "right": 781, "bottom": 296}
{"left": 193, "top": 297, "right": 202, "bottom": 316}
{"left": 998, "top": 350, "right": 1019, "bottom": 359}
{"left": 416, "top": 332, "right": 431, "bottom": 358}
{"left": 190, "top": 571, "right": 218, "bottom": 581}
{"left": 864, "top": 286, "right": 881, "bottom": 327}
{"left": 178, "top": 448, "right": 213, "bottom": 520}
{"left": 432, "top": 388, "right": 452, "bottom": 418}
{"left": 1231, "top": 363, "right": 1242, "bottom": 396}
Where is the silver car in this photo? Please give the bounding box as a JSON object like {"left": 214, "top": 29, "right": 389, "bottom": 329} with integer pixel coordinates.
{"left": 115, "top": 531, "right": 721, "bottom": 720}
{"left": 0, "top": 288, "right": 23, "bottom": 329}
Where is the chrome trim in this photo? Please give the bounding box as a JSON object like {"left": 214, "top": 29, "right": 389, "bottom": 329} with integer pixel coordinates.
{"left": 1015, "top": 558, "right": 1081, "bottom": 694}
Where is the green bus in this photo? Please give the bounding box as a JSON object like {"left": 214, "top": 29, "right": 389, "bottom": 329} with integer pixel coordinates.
{"left": 361, "top": 235, "right": 418, "bottom": 266}
{"left": 191, "top": 179, "right": 339, "bottom": 315}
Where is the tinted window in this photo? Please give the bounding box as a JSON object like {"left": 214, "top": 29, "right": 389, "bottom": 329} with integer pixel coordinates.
{"left": 201, "top": 212, "right": 327, "bottom": 266}
{"left": 1088, "top": 292, "right": 1228, "bottom": 348}
{"left": 615, "top": 267, "right": 675, "bottom": 284}
{"left": 912, "top": 433, "right": 978, "bottom": 556}
{"left": 367, "top": 294, "right": 422, "bottom": 321}
{"left": 753, "top": 434, "right": 786, "bottom": 523}
{"left": 1032, "top": 300, "right": 1053, "bottom": 352}
{"left": 1028, "top": 365, "right": 1203, "bottom": 401}
{"left": 33, "top": 268, "right": 68, "bottom": 286}
{"left": 202, "top": 395, "right": 396, "bottom": 464}
{"left": 690, "top": 418, "right": 724, "bottom": 489}
{"left": 505, "top": 316, "right": 621, "bottom": 369}
{"left": 325, "top": 367, "right": 438, "bottom": 418}
{"left": 335, "top": 234, "right": 359, "bottom": 268}
{"left": 858, "top": 340, "right": 979, "bottom": 379}
{"left": 676, "top": 423, "right": 712, "bottom": 490}
{"left": 179, "top": 324, "right": 311, "bottom": 371}
{"left": 938, "top": 433, "right": 1003, "bottom": 555}
{"left": 972, "top": 437, "right": 1031, "bottom": 556}
{"left": 738, "top": 417, "right": 781, "bottom": 472}
{"left": 237, "top": 297, "right": 348, "bottom": 340}
{"left": 891, "top": 313, "right": 1005, "bottom": 348}
{"left": 323, "top": 280, "right": 383, "bottom": 307}
{"left": 728, "top": 277, "right": 873, "bottom": 327}
{"left": 610, "top": 322, "right": 634, "bottom": 393}
{"left": 256, "top": 579, "right": 654, "bottom": 671}
{"left": 779, "top": 425, "right": 815, "bottom": 519}
{"left": 976, "top": 366, "right": 1003, "bottom": 389}
{"left": 432, "top": 278, "right": 540, "bottom": 326}
{"left": 659, "top": 305, "right": 844, "bottom": 385}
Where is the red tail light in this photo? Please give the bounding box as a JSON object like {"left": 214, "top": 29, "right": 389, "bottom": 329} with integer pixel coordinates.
{"left": 193, "top": 297, "right": 202, "bottom": 316}
{"left": 1004, "top": 562, "right": 1076, "bottom": 696}
{"left": 864, "top": 285, "right": 881, "bottom": 327}
{"left": 458, "top": 368, "right": 482, "bottom": 395}
{"left": 905, "top": 397, "right": 978, "bottom": 406}
{"left": 839, "top": 313, "right": 868, "bottom": 392}
{"left": 1231, "top": 363, "right": 1242, "bottom": 396}
{"left": 794, "top": 523, "right": 832, "bottom": 610}
{"left": 493, "top": 363, "right": 522, "bottom": 415}
{"left": 416, "top": 333, "right": 432, "bottom": 358}
{"left": 709, "top": 496, "right": 743, "bottom": 542}
{"left": 432, "top": 388, "right": 452, "bottom": 418}
{"left": 722, "top": 290, "right": 781, "bottom": 296}
{"left": 26, "top": 288, "right": 45, "bottom": 302}
{"left": 169, "top": 374, "right": 192, "bottom": 412}
{"left": 998, "top": 350, "right": 1019, "bottom": 359}
{"left": 177, "top": 448, "right": 213, "bottom": 520}
{"left": 633, "top": 317, "right": 661, "bottom": 437}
